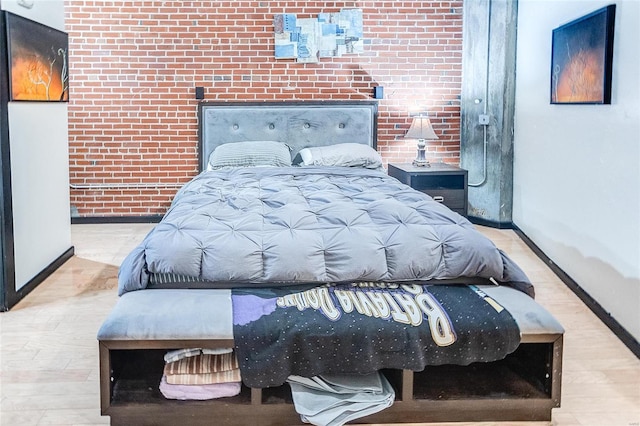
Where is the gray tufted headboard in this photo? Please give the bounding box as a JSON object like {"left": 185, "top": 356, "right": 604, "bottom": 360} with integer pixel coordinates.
{"left": 197, "top": 101, "right": 378, "bottom": 172}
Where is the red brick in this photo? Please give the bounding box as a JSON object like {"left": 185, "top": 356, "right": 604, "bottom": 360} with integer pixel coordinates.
{"left": 66, "top": 0, "right": 463, "bottom": 216}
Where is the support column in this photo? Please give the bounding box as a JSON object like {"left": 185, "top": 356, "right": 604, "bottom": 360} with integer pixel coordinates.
{"left": 460, "top": 0, "right": 518, "bottom": 227}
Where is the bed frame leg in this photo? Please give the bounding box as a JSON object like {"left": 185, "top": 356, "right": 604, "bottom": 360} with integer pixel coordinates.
{"left": 251, "top": 387, "right": 262, "bottom": 405}
{"left": 401, "top": 369, "right": 414, "bottom": 401}
{"left": 99, "top": 342, "right": 111, "bottom": 414}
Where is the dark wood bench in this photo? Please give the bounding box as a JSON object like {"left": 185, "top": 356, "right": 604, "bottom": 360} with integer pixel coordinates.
{"left": 98, "top": 287, "right": 563, "bottom": 425}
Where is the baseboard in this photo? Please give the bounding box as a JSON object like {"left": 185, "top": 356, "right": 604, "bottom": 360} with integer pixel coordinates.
{"left": 72, "top": 215, "right": 163, "bottom": 224}
{"left": 2, "top": 246, "right": 74, "bottom": 311}
{"left": 513, "top": 224, "right": 640, "bottom": 359}
{"left": 467, "top": 216, "right": 513, "bottom": 229}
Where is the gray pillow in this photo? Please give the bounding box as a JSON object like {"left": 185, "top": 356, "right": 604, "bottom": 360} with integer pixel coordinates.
{"left": 298, "top": 143, "right": 384, "bottom": 170}
{"left": 208, "top": 141, "right": 292, "bottom": 170}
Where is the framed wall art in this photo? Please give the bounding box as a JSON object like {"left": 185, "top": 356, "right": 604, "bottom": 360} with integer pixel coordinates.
{"left": 274, "top": 8, "right": 363, "bottom": 63}
{"left": 550, "top": 4, "right": 616, "bottom": 104}
{"left": 5, "top": 12, "right": 69, "bottom": 102}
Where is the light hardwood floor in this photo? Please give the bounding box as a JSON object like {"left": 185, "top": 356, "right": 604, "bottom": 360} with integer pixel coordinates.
{"left": 1, "top": 224, "right": 638, "bottom": 426}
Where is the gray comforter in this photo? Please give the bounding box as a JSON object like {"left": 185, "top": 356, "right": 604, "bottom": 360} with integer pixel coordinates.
{"left": 118, "top": 166, "right": 533, "bottom": 297}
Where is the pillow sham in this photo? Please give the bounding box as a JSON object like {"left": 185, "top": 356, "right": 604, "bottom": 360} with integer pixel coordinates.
{"left": 208, "top": 141, "right": 292, "bottom": 170}
{"left": 297, "top": 143, "right": 384, "bottom": 170}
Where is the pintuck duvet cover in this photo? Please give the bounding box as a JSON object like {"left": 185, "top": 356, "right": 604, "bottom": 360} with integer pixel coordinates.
{"left": 118, "top": 166, "right": 533, "bottom": 298}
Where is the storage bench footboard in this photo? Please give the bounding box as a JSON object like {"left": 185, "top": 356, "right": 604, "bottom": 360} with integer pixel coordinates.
{"left": 99, "top": 336, "right": 562, "bottom": 425}
{"left": 97, "top": 287, "right": 563, "bottom": 425}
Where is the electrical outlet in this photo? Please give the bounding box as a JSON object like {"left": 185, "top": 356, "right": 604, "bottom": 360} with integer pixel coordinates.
{"left": 478, "top": 114, "right": 490, "bottom": 125}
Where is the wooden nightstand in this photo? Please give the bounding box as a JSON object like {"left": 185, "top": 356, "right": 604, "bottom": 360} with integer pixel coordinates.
{"left": 388, "top": 163, "right": 468, "bottom": 216}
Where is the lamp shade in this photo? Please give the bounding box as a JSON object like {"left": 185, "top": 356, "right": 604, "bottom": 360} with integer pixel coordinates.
{"left": 404, "top": 116, "right": 439, "bottom": 140}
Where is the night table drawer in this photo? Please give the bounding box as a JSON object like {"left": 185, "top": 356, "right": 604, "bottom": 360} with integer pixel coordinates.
{"left": 388, "top": 163, "right": 468, "bottom": 216}
{"left": 419, "top": 188, "right": 466, "bottom": 209}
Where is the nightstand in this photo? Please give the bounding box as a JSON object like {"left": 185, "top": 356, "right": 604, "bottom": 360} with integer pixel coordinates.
{"left": 388, "top": 163, "right": 468, "bottom": 216}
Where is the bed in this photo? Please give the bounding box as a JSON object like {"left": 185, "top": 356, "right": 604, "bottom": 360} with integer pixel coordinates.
{"left": 97, "top": 101, "right": 563, "bottom": 426}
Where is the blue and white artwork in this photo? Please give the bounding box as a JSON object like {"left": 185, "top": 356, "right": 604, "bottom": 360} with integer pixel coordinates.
{"left": 274, "top": 9, "right": 363, "bottom": 61}
{"left": 274, "top": 14, "right": 298, "bottom": 59}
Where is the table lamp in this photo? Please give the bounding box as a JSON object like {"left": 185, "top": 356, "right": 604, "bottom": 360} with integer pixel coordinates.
{"left": 404, "top": 114, "right": 439, "bottom": 167}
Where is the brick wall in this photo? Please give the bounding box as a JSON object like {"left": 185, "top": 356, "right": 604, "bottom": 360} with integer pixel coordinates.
{"left": 65, "top": 1, "right": 463, "bottom": 217}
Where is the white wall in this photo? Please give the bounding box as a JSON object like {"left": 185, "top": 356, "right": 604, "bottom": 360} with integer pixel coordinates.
{"left": 514, "top": 0, "right": 640, "bottom": 341}
{"left": 2, "top": 0, "right": 71, "bottom": 290}
{"left": 8, "top": 103, "right": 71, "bottom": 288}
{"left": 1, "top": 0, "right": 65, "bottom": 32}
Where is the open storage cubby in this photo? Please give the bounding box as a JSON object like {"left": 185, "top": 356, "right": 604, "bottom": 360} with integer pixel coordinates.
{"left": 413, "top": 343, "right": 553, "bottom": 400}
{"left": 100, "top": 335, "right": 562, "bottom": 426}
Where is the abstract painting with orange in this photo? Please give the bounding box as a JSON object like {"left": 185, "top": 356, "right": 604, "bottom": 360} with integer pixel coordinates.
{"left": 6, "top": 12, "right": 68, "bottom": 102}
{"left": 550, "top": 5, "right": 615, "bottom": 105}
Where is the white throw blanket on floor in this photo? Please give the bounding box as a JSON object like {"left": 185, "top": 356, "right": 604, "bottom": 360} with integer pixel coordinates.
{"left": 287, "top": 372, "right": 395, "bottom": 426}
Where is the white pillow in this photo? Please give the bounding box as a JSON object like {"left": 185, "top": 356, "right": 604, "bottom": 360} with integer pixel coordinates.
{"left": 297, "top": 143, "right": 384, "bottom": 170}
{"left": 208, "top": 141, "right": 292, "bottom": 170}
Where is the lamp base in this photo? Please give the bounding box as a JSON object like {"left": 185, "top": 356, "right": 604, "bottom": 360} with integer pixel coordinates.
{"left": 412, "top": 159, "right": 431, "bottom": 167}
{"left": 413, "top": 139, "right": 430, "bottom": 167}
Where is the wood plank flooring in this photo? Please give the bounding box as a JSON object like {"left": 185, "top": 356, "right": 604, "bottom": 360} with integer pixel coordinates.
{"left": 1, "top": 224, "right": 638, "bottom": 425}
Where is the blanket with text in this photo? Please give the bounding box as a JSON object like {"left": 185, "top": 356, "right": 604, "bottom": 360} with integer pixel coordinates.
{"left": 232, "top": 283, "right": 520, "bottom": 388}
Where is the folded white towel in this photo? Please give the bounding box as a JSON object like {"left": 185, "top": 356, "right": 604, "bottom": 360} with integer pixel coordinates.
{"left": 163, "top": 347, "right": 233, "bottom": 363}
